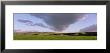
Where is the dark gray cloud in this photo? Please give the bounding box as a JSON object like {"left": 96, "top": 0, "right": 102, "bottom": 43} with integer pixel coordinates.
{"left": 18, "top": 19, "right": 33, "bottom": 24}
{"left": 30, "top": 13, "right": 85, "bottom": 32}
{"left": 80, "top": 24, "right": 97, "bottom": 32}
{"left": 18, "top": 19, "right": 49, "bottom": 28}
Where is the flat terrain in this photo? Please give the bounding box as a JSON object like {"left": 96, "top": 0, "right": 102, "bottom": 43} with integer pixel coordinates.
{"left": 14, "top": 32, "right": 97, "bottom": 40}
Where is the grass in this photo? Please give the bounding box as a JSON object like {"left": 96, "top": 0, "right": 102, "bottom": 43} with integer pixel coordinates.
{"left": 14, "top": 33, "right": 97, "bottom": 40}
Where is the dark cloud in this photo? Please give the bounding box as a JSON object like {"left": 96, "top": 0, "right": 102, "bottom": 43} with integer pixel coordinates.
{"left": 80, "top": 24, "right": 97, "bottom": 32}
{"left": 18, "top": 19, "right": 33, "bottom": 25}
{"left": 18, "top": 19, "right": 49, "bottom": 28}
{"left": 30, "top": 13, "right": 85, "bottom": 32}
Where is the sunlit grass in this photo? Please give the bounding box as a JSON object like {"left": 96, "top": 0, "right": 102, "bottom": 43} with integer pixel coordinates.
{"left": 14, "top": 33, "right": 97, "bottom": 40}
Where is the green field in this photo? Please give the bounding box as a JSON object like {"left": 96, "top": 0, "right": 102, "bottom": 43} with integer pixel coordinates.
{"left": 14, "top": 33, "right": 97, "bottom": 40}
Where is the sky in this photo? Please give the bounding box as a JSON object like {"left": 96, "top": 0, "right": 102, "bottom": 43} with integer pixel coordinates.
{"left": 14, "top": 13, "right": 97, "bottom": 33}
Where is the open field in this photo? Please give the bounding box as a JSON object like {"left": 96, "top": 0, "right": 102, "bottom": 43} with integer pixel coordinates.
{"left": 13, "top": 32, "right": 97, "bottom": 40}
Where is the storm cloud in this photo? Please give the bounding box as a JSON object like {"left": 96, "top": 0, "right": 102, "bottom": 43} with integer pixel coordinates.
{"left": 30, "top": 13, "right": 86, "bottom": 32}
